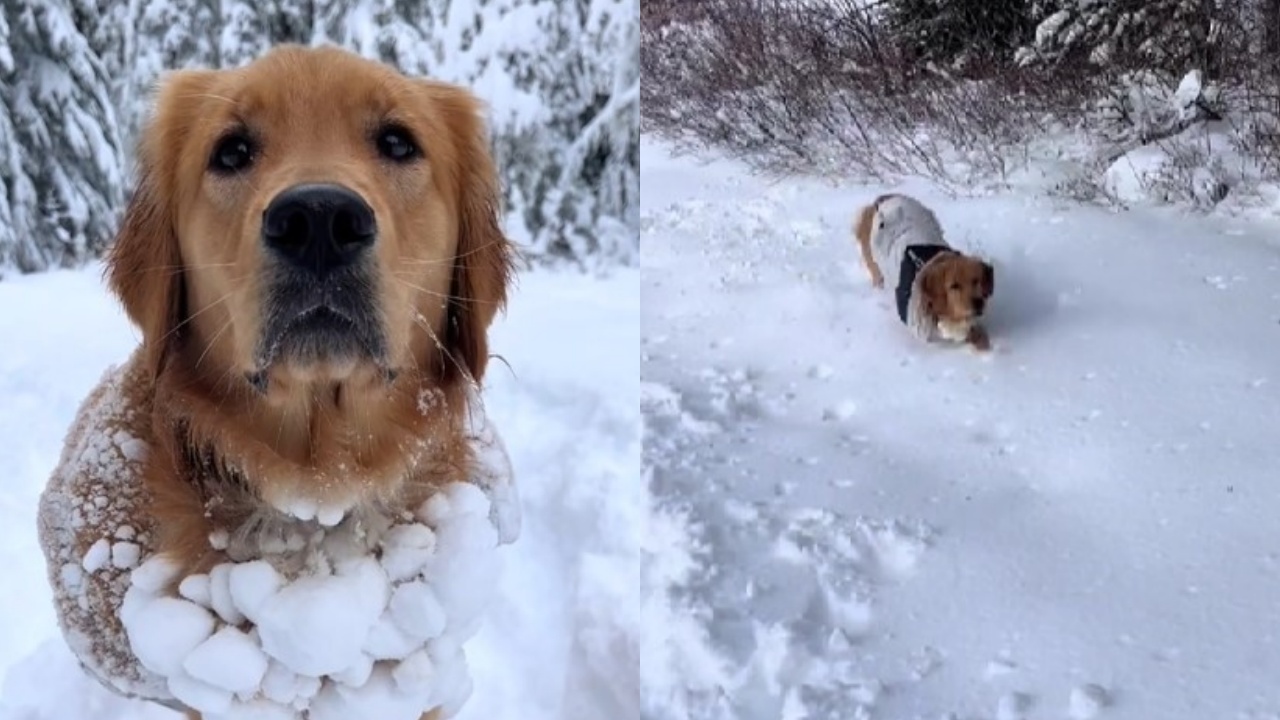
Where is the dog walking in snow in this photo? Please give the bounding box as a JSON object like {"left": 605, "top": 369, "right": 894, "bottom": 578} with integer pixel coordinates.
{"left": 854, "top": 193, "right": 995, "bottom": 351}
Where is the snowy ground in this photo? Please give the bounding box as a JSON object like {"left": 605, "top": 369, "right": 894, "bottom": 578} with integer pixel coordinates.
{"left": 642, "top": 136, "right": 1280, "bottom": 720}
{"left": 0, "top": 264, "right": 639, "bottom": 720}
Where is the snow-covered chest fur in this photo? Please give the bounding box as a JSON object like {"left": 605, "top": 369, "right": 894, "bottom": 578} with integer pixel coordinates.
{"left": 37, "top": 358, "right": 523, "bottom": 717}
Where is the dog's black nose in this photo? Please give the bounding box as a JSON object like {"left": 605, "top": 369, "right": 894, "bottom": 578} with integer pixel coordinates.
{"left": 262, "top": 184, "right": 376, "bottom": 275}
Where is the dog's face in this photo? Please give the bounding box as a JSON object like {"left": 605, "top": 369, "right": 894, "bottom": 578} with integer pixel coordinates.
{"left": 921, "top": 254, "right": 994, "bottom": 322}
{"left": 108, "top": 45, "right": 513, "bottom": 395}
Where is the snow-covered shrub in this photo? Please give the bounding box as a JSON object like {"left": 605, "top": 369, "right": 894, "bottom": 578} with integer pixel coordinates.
{"left": 1048, "top": 166, "right": 1117, "bottom": 206}
{"left": 1231, "top": 57, "right": 1280, "bottom": 178}
{"left": 1103, "top": 127, "right": 1235, "bottom": 209}
{"left": 1089, "top": 69, "right": 1224, "bottom": 147}
{"left": 0, "top": 0, "right": 638, "bottom": 276}
{"left": 645, "top": 0, "right": 1280, "bottom": 216}
{"left": 643, "top": 0, "right": 1071, "bottom": 185}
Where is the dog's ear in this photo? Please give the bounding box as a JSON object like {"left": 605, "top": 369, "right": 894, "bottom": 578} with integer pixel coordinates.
{"left": 423, "top": 81, "right": 516, "bottom": 384}
{"left": 106, "top": 70, "right": 216, "bottom": 379}
{"left": 918, "top": 263, "right": 946, "bottom": 318}
{"left": 982, "top": 261, "right": 995, "bottom": 298}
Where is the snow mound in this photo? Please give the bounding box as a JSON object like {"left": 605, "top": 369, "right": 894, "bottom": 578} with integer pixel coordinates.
{"left": 1103, "top": 145, "right": 1173, "bottom": 204}
{"left": 120, "top": 482, "right": 502, "bottom": 720}
{"left": 1103, "top": 140, "right": 1233, "bottom": 208}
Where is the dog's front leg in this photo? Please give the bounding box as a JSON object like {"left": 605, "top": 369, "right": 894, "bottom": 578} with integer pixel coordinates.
{"left": 966, "top": 324, "right": 991, "bottom": 351}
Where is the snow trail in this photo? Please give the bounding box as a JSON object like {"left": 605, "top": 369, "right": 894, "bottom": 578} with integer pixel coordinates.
{"left": 642, "top": 136, "right": 1280, "bottom": 719}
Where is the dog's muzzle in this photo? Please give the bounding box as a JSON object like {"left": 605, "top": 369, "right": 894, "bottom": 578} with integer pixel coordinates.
{"left": 263, "top": 184, "right": 376, "bottom": 276}
{"left": 254, "top": 183, "right": 388, "bottom": 375}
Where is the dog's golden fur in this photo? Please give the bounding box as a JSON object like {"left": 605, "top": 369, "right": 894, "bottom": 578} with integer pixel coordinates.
{"left": 110, "top": 45, "right": 514, "bottom": 574}
{"left": 919, "top": 252, "right": 994, "bottom": 349}
{"left": 853, "top": 193, "right": 994, "bottom": 350}
{"left": 41, "top": 45, "right": 514, "bottom": 719}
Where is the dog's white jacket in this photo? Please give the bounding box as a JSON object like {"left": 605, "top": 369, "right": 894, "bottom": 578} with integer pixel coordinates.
{"left": 867, "top": 195, "right": 954, "bottom": 341}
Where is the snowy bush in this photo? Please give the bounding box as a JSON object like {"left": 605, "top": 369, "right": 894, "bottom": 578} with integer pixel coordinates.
{"left": 641, "top": 0, "right": 1078, "bottom": 185}
{"left": 1103, "top": 128, "right": 1236, "bottom": 208}
{"left": 1047, "top": 165, "right": 1118, "bottom": 206}
{"left": 0, "top": 0, "right": 638, "bottom": 276}
{"left": 643, "top": 0, "right": 1280, "bottom": 214}
{"left": 1090, "top": 69, "right": 1224, "bottom": 146}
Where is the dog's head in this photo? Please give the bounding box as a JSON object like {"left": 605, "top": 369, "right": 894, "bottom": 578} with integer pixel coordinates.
{"left": 107, "top": 45, "right": 514, "bottom": 396}
{"left": 921, "top": 254, "right": 994, "bottom": 322}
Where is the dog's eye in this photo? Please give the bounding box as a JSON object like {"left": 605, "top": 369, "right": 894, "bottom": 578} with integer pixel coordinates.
{"left": 376, "top": 125, "right": 421, "bottom": 162}
{"left": 949, "top": 282, "right": 961, "bottom": 291}
{"left": 209, "top": 133, "right": 256, "bottom": 174}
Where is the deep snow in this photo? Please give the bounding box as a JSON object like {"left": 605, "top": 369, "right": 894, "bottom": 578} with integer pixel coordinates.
{"left": 642, "top": 136, "right": 1280, "bottom": 720}
{"left": 0, "top": 264, "right": 639, "bottom": 720}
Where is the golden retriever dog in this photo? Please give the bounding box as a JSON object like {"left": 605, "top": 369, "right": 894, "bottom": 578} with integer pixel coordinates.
{"left": 37, "top": 45, "right": 515, "bottom": 719}
{"left": 854, "top": 193, "right": 994, "bottom": 351}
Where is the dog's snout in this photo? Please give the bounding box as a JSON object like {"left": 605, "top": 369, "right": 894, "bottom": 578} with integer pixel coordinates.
{"left": 262, "top": 184, "right": 376, "bottom": 274}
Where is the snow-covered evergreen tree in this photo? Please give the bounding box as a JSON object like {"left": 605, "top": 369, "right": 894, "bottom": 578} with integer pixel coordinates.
{"left": 1016, "top": 0, "right": 1221, "bottom": 75}
{"left": 114, "top": 0, "right": 217, "bottom": 149}
{"left": 0, "top": 0, "right": 124, "bottom": 274}
{"left": 537, "top": 0, "right": 639, "bottom": 265}
{"left": 218, "top": 0, "right": 273, "bottom": 68}
{"left": 883, "top": 0, "right": 1031, "bottom": 72}
{"left": 484, "top": 0, "right": 639, "bottom": 265}
{"left": 0, "top": 0, "right": 640, "bottom": 274}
